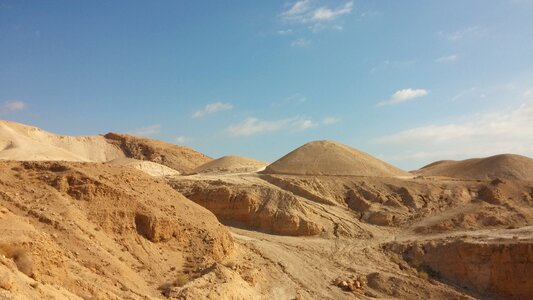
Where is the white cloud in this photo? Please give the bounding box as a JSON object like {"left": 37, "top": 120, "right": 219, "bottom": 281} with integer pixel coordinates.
{"left": 130, "top": 124, "right": 161, "bottom": 136}
{"left": 378, "top": 88, "right": 428, "bottom": 106}
{"left": 175, "top": 136, "right": 188, "bottom": 145}
{"left": 444, "top": 26, "right": 480, "bottom": 41}
{"left": 282, "top": 0, "right": 312, "bottom": 19}
{"left": 291, "top": 38, "right": 311, "bottom": 47}
{"left": 277, "top": 29, "right": 293, "bottom": 35}
{"left": 311, "top": 2, "right": 353, "bottom": 21}
{"left": 295, "top": 119, "right": 316, "bottom": 130}
{"left": 227, "top": 118, "right": 291, "bottom": 137}
{"left": 321, "top": 116, "right": 339, "bottom": 125}
{"left": 192, "top": 102, "right": 233, "bottom": 118}
{"left": 435, "top": 54, "right": 458, "bottom": 63}
{"left": 281, "top": 0, "right": 353, "bottom": 23}
{"left": 226, "top": 116, "right": 323, "bottom": 137}
{"left": 375, "top": 93, "right": 533, "bottom": 168}
{"left": 0, "top": 100, "right": 27, "bottom": 114}
{"left": 370, "top": 60, "right": 415, "bottom": 74}
{"left": 377, "top": 98, "right": 533, "bottom": 147}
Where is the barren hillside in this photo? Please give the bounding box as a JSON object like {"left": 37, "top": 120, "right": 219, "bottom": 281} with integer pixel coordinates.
{"left": 104, "top": 133, "right": 211, "bottom": 174}
{"left": 264, "top": 140, "right": 409, "bottom": 177}
{"left": 416, "top": 154, "right": 533, "bottom": 181}
{"left": 192, "top": 155, "right": 267, "bottom": 174}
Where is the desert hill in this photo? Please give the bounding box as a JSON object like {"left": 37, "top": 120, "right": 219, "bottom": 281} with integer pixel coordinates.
{"left": 0, "top": 161, "right": 232, "bottom": 299}
{"left": 104, "top": 133, "right": 211, "bottom": 174}
{"left": 264, "top": 140, "right": 409, "bottom": 177}
{"left": 0, "top": 120, "right": 124, "bottom": 162}
{"left": 191, "top": 155, "right": 267, "bottom": 174}
{"left": 0, "top": 121, "right": 211, "bottom": 175}
{"left": 416, "top": 154, "right": 533, "bottom": 181}
{"left": 107, "top": 157, "right": 181, "bottom": 177}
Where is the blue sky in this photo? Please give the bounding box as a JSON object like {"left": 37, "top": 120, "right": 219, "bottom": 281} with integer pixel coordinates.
{"left": 1, "top": 0, "right": 533, "bottom": 169}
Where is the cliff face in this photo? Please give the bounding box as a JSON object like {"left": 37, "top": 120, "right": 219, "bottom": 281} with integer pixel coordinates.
{"left": 395, "top": 239, "right": 533, "bottom": 299}
{"left": 0, "top": 161, "right": 233, "bottom": 298}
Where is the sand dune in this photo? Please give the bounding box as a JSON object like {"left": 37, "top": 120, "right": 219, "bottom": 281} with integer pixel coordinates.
{"left": 0, "top": 120, "right": 124, "bottom": 162}
{"left": 416, "top": 154, "right": 533, "bottom": 181}
{"left": 264, "top": 140, "right": 409, "bottom": 177}
{"left": 191, "top": 155, "right": 267, "bottom": 174}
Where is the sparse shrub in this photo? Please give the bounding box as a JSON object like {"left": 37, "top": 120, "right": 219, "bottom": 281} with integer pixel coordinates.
{"left": 0, "top": 272, "right": 14, "bottom": 291}
{"left": 158, "top": 273, "right": 190, "bottom": 297}
{"left": 173, "top": 274, "right": 189, "bottom": 287}
{"left": 417, "top": 271, "right": 429, "bottom": 281}
{"left": 0, "top": 244, "right": 34, "bottom": 277}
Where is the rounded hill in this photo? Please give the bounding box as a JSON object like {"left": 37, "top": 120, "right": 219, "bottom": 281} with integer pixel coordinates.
{"left": 416, "top": 154, "right": 533, "bottom": 181}
{"left": 263, "top": 140, "right": 408, "bottom": 177}
{"left": 192, "top": 155, "right": 267, "bottom": 174}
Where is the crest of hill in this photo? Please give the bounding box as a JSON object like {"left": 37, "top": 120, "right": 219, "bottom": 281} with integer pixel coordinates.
{"left": 104, "top": 133, "right": 211, "bottom": 174}
{"left": 264, "top": 140, "right": 409, "bottom": 177}
{"left": 416, "top": 154, "right": 533, "bottom": 181}
{"left": 107, "top": 157, "right": 180, "bottom": 177}
{"left": 192, "top": 156, "right": 268, "bottom": 174}
{"left": 0, "top": 120, "right": 124, "bottom": 162}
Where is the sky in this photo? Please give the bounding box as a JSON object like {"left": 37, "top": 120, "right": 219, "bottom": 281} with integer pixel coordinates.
{"left": 1, "top": 0, "right": 533, "bottom": 170}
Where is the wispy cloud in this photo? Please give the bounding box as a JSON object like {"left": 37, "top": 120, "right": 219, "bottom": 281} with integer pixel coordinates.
{"left": 281, "top": 0, "right": 312, "bottom": 20}
{"left": 192, "top": 102, "right": 233, "bottom": 118}
{"left": 175, "top": 136, "right": 188, "bottom": 145}
{"left": 321, "top": 116, "right": 339, "bottom": 125}
{"left": 443, "top": 26, "right": 480, "bottom": 41}
{"left": 376, "top": 91, "right": 533, "bottom": 166}
{"left": 370, "top": 60, "right": 415, "bottom": 74}
{"left": 311, "top": 2, "right": 353, "bottom": 21}
{"left": 291, "top": 38, "right": 311, "bottom": 47}
{"left": 281, "top": 1, "right": 353, "bottom": 24}
{"left": 130, "top": 124, "right": 161, "bottom": 136}
{"left": 226, "top": 116, "right": 332, "bottom": 137}
{"left": 277, "top": 29, "right": 293, "bottom": 35}
{"left": 227, "top": 118, "right": 291, "bottom": 136}
{"left": 378, "top": 88, "right": 428, "bottom": 106}
{"left": 435, "top": 54, "right": 458, "bottom": 63}
{"left": 0, "top": 100, "right": 27, "bottom": 114}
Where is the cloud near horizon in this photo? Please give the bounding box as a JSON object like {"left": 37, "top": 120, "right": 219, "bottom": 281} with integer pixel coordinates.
{"left": 0, "top": 100, "right": 27, "bottom": 114}
{"left": 376, "top": 94, "right": 533, "bottom": 164}
{"left": 175, "top": 136, "right": 188, "bottom": 144}
{"left": 192, "top": 102, "right": 233, "bottom": 118}
{"left": 129, "top": 124, "right": 161, "bottom": 136}
{"left": 378, "top": 88, "right": 428, "bottom": 106}
{"left": 226, "top": 115, "right": 338, "bottom": 137}
{"left": 435, "top": 54, "right": 458, "bottom": 63}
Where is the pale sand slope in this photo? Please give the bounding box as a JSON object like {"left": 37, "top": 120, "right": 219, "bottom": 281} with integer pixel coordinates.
{"left": 0, "top": 120, "right": 124, "bottom": 162}
{"left": 416, "top": 154, "right": 533, "bottom": 181}
{"left": 104, "top": 133, "right": 212, "bottom": 174}
{"left": 107, "top": 157, "right": 180, "bottom": 177}
{"left": 192, "top": 155, "right": 268, "bottom": 174}
{"left": 264, "top": 140, "right": 409, "bottom": 177}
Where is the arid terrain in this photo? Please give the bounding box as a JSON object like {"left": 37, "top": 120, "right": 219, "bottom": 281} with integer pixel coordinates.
{"left": 1, "top": 120, "right": 532, "bottom": 299}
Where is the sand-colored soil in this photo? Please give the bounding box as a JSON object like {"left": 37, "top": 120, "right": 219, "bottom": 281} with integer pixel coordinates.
{"left": 107, "top": 157, "right": 180, "bottom": 177}
{"left": 0, "top": 161, "right": 232, "bottom": 299}
{"left": 192, "top": 155, "right": 267, "bottom": 174}
{"left": 2, "top": 123, "right": 533, "bottom": 299}
{"left": 104, "top": 133, "right": 211, "bottom": 174}
{"left": 416, "top": 154, "right": 533, "bottom": 181}
{"left": 264, "top": 140, "right": 409, "bottom": 177}
{"left": 0, "top": 120, "right": 124, "bottom": 162}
